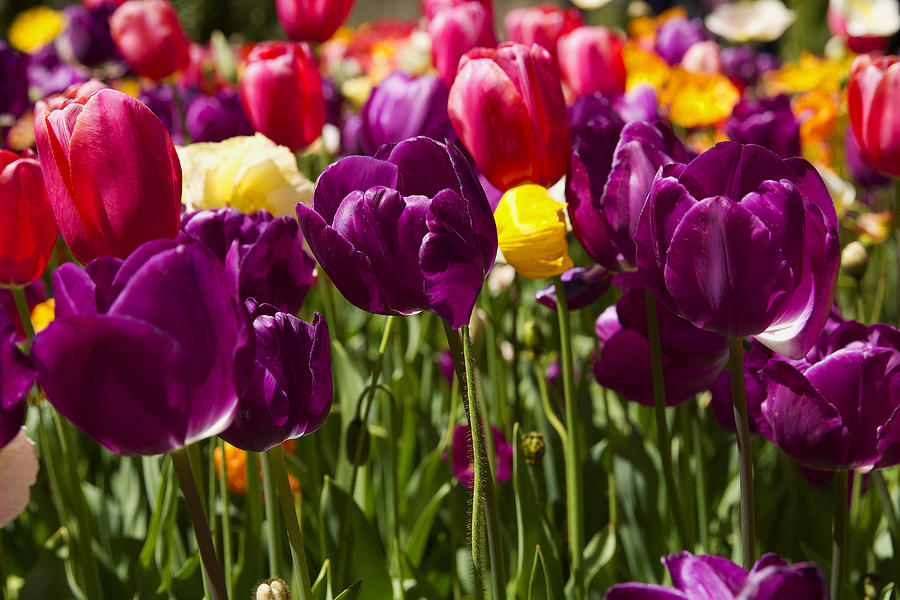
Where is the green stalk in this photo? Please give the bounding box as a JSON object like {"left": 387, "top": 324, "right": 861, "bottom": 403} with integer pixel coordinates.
{"left": 217, "top": 439, "right": 233, "bottom": 599}
{"left": 11, "top": 286, "right": 34, "bottom": 340}
{"left": 831, "top": 470, "right": 849, "bottom": 600}
{"left": 644, "top": 289, "right": 691, "bottom": 550}
{"left": 691, "top": 407, "right": 709, "bottom": 551}
{"left": 388, "top": 391, "right": 405, "bottom": 600}
{"left": 871, "top": 471, "right": 900, "bottom": 577}
{"left": 728, "top": 337, "right": 756, "bottom": 569}
{"left": 554, "top": 277, "right": 584, "bottom": 600}
{"left": 533, "top": 360, "right": 567, "bottom": 446}
{"left": 267, "top": 445, "right": 314, "bottom": 600}
{"left": 260, "top": 450, "right": 284, "bottom": 578}
{"left": 171, "top": 448, "right": 228, "bottom": 600}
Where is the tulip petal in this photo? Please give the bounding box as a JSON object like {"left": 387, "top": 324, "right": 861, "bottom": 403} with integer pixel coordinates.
{"left": 52, "top": 262, "right": 100, "bottom": 318}
{"left": 604, "top": 583, "right": 689, "bottom": 600}
{"left": 1, "top": 330, "right": 33, "bottom": 449}
{"left": 312, "top": 154, "right": 399, "bottom": 224}
{"left": 664, "top": 552, "right": 746, "bottom": 598}
{"left": 678, "top": 141, "right": 796, "bottom": 202}
{"left": 737, "top": 564, "right": 829, "bottom": 600}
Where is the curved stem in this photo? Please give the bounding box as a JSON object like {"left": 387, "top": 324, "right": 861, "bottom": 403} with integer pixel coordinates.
{"left": 555, "top": 277, "right": 584, "bottom": 600}
{"left": 644, "top": 288, "right": 691, "bottom": 550}
{"left": 831, "top": 469, "right": 849, "bottom": 600}
{"left": 728, "top": 337, "right": 756, "bottom": 569}
{"left": 268, "top": 445, "right": 314, "bottom": 600}
{"left": 172, "top": 447, "right": 228, "bottom": 600}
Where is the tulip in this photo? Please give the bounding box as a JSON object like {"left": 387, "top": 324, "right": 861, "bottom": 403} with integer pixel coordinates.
{"left": 761, "top": 319, "right": 900, "bottom": 472}
{"left": 704, "top": 0, "right": 796, "bottom": 43}
{"left": 109, "top": 0, "right": 191, "bottom": 80}
{"left": 721, "top": 45, "right": 779, "bottom": 90}
{"left": 359, "top": 72, "right": 455, "bottom": 155}
{"left": 654, "top": 17, "right": 705, "bottom": 65}
{"left": 31, "top": 238, "right": 252, "bottom": 455}
{"left": 428, "top": 1, "right": 496, "bottom": 88}
{"left": 34, "top": 88, "right": 182, "bottom": 263}
{"left": 0, "top": 150, "right": 57, "bottom": 287}
{"left": 680, "top": 40, "right": 722, "bottom": 74}
{"left": 535, "top": 265, "right": 612, "bottom": 310}
{"left": 83, "top": 0, "right": 126, "bottom": 9}
{"left": 296, "top": 137, "right": 497, "bottom": 329}
{"left": 221, "top": 301, "right": 331, "bottom": 453}
{"left": 139, "top": 84, "right": 194, "bottom": 145}
{"left": 0, "top": 428, "right": 39, "bottom": 528}
{"left": 276, "top": 0, "right": 355, "bottom": 44}
{"left": 58, "top": 4, "right": 121, "bottom": 67}
{"left": 184, "top": 89, "right": 254, "bottom": 143}
{"left": 0, "top": 43, "right": 30, "bottom": 120}
{"left": 494, "top": 184, "right": 572, "bottom": 280}
{"left": 708, "top": 340, "right": 774, "bottom": 436}
{"left": 503, "top": 3, "right": 582, "bottom": 62}
{"left": 726, "top": 94, "right": 801, "bottom": 159}
{"left": 1, "top": 327, "right": 35, "bottom": 450}
{"left": 634, "top": 141, "right": 840, "bottom": 358}
{"left": 557, "top": 26, "right": 626, "bottom": 98}
{"left": 181, "top": 207, "right": 316, "bottom": 315}
{"left": 612, "top": 84, "right": 659, "bottom": 123}
{"left": 593, "top": 273, "right": 728, "bottom": 406}
{"left": 828, "top": 0, "right": 899, "bottom": 53}
{"left": 848, "top": 54, "right": 900, "bottom": 177}
{"left": 239, "top": 41, "right": 326, "bottom": 152}
{"left": 444, "top": 424, "right": 512, "bottom": 489}
{"left": 604, "top": 552, "right": 827, "bottom": 599}
{"left": 449, "top": 42, "right": 571, "bottom": 191}
{"left": 844, "top": 126, "right": 890, "bottom": 190}
{"left": 26, "top": 45, "right": 89, "bottom": 99}
{"left": 422, "top": 0, "right": 492, "bottom": 22}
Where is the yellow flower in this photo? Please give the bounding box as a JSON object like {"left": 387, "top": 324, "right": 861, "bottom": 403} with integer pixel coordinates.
{"left": 8, "top": 6, "right": 63, "bottom": 53}
{"left": 495, "top": 185, "right": 573, "bottom": 280}
{"left": 661, "top": 67, "right": 740, "bottom": 128}
{"left": 30, "top": 299, "right": 55, "bottom": 334}
{"left": 765, "top": 53, "right": 853, "bottom": 95}
{"left": 794, "top": 90, "right": 839, "bottom": 144}
{"left": 624, "top": 42, "right": 671, "bottom": 92}
{"left": 176, "top": 133, "right": 314, "bottom": 217}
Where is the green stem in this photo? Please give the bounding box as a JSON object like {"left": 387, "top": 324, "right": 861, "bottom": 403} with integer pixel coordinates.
{"left": 267, "top": 446, "right": 314, "bottom": 600}
{"left": 728, "top": 337, "right": 756, "bottom": 569}
{"left": 260, "top": 450, "right": 284, "bottom": 578}
{"left": 855, "top": 279, "right": 866, "bottom": 324}
{"left": 217, "top": 440, "right": 233, "bottom": 600}
{"left": 871, "top": 242, "right": 887, "bottom": 323}
{"left": 555, "top": 277, "right": 584, "bottom": 600}
{"left": 644, "top": 288, "right": 691, "bottom": 551}
{"left": 691, "top": 406, "right": 709, "bottom": 551}
{"left": 510, "top": 276, "right": 523, "bottom": 424}
{"left": 534, "top": 359, "right": 567, "bottom": 446}
{"left": 388, "top": 392, "right": 405, "bottom": 600}
{"left": 831, "top": 469, "right": 849, "bottom": 600}
{"left": 871, "top": 471, "right": 900, "bottom": 577}
{"left": 11, "top": 286, "right": 34, "bottom": 340}
{"left": 171, "top": 448, "right": 228, "bottom": 600}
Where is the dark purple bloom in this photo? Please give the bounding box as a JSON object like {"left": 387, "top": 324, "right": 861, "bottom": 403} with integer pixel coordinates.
{"left": 183, "top": 89, "right": 254, "bottom": 143}
{"left": 27, "top": 45, "right": 88, "bottom": 98}
{"left": 31, "top": 238, "right": 252, "bottom": 455}
{"left": 359, "top": 72, "right": 456, "bottom": 155}
{"left": 181, "top": 207, "right": 315, "bottom": 315}
{"left": 297, "top": 137, "right": 497, "bottom": 329}
{"left": 220, "top": 301, "right": 331, "bottom": 452}
{"left": 655, "top": 18, "right": 706, "bottom": 65}
{"left": 721, "top": 46, "right": 780, "bottom": 89}
{"left": 611, "top": 84, "right": 659, "bottom": 123}
{"left": 634, "top": 141, "right": 840, "bottom": 359}
{"left": 535, "top": 265, "right": 612, "bottom": 310}
{"left": 340, "top": 113, "right": 364, "bottom": 155}
{"left": 443, "top": 424, "right": 513, "bottom": 489}
{"left": 593, "top": 273, "right": 728, "bottom": 406}
{"left": 1, "top": 327, "right": 34, "bottom": 450}
{"left": 322, "top": 76, "right": 343, "bottom": 127}
{"left": 0, "top": 43, "right": 29, "bottom": 119}
{"left": 139, "top": 85, "right": 196, "bottom": 145}
{"left": 708, "top": 339, "right": 773, "bottom": 436}
{"left": 58, "top": 4, "right": 121, "bottom": 67}
{"left": 761, "top": 319, "right": 900, "bottom": 472}
{"left": 604, "top": 552, "right": 827, "bottom": 600}
{"left": 726, "top": 94, "right": 801, "bottom": 159}
{"left": 845, "top": 126, "right": 891, "bottom": 190}
{"left": 439, "top": 349, "right": 455, "bottom": 385}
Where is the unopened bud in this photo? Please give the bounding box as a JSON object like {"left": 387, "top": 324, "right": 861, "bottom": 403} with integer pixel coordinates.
{"left": 523, "top": 320, "right": 544, "bottom": 352}
{"left": 841, "top": 241, "right": 868, "bottom": 280}
{"left": 345, "top": 418, "right": 371, "bottom": 466}
{"left": 254, "top": 577, "right": 290, "bottom": 600}
{"left": 520, "top": 432, "right": 546, "bottom": 464}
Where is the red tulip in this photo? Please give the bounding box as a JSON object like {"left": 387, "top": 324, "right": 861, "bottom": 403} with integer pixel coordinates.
{"left": 422, "top": 0, "right": 492, "bottom": 21}
{"left": 448, "top": 42, "right": 571, "bottom": 191}
{"left": 34, "top": 89, "right": 181, "bottom": 263}
{"left": 504, "top": 3, "right": 582, "bottom": 61}
{"left": 428, "top": 1, "right": 496, "bottom": 87}
{"left": 83, "top": 0, "right": 126, "bottom": 9}
{"left": 109, "top": 0, "right": 191, "bottom": 80}
{"left": 276, "top": 0, "right": 355, "bottom": 44}
{"left": 239, "top": 41, "right": 326, "bottom": 152}
{"left": 848, "top": 54, "right": 900, "bottom": 177}
{"left": 0, "top": 150, "right": 57, "bottom": 286}
{"left": 557, "top": 26, "right": 626, "bottom": 98}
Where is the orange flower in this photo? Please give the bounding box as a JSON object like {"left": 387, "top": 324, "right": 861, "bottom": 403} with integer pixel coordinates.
{"left": 214, "top": 441, "right": 300, "bottom": 496}
{"left": 624, "top": 42, "right": 670, "bottom": 91}
{"left": 795, "top": 90, "right": 839, "bottom": 144}
{"left": 660, "top": 67, "right": 740, "bottom": 128}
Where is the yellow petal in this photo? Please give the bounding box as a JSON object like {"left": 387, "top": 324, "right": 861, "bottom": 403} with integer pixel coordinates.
{"left": 495, "top": 185, "right": 573, "bottom": 280}
{"left": 30, "top": 299, "right": 55, "bottom": 334}
{"left": 661, "top": 67, "right": 740, "bottom": 128}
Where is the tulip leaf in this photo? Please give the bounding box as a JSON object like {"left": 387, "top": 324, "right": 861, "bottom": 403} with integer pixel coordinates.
{"left": 405, "top": 481, "right": 451, "bottom": 568}
{"left": 334, "top": 579, "right": 363, "bottom": 600}
{"left": 526, "top": 544, "right": 552, "bottom": 600}
{"left": 311, "top": 559, "right": 333, "bottom": 600}
{"left": 583, "top": 525, "right": 616, "bottom": 591}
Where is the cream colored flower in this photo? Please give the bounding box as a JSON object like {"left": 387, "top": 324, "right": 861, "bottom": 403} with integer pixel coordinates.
{"left": 706, "top": 0, "right": 796, "bottom": 42}
{"left": 177, "top": 133, "right": 314, "bottom": 217}
{"left": 832, "top": 0, "right": 900, "bottom": 37}
{"left": 572, "top": 0, "right": 614, "bottom": 9}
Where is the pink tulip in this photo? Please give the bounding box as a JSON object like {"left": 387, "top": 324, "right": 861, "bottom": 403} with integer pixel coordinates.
{"left": 422, "top": 0, "right": 492, "bottom": 22}
{"left": 34, "top": 89, "right": 181, "bottom": 263}
{"left": 504, "top": 3, "right": 582, "bottom": 61}
{"left": 428, "top": 1, "right": 496, "bottom": 87}
{"left": 109, "top": 0, "right": 191, "bottom": 80}
{"left": 848, "top": 54, "right": 900, "bottom": 176}
{"left": 239, "top": 41, "right": 326, "bottom": 152}
{"left": 557, "top": 26, "right": 626, "bottom": 97}
{"left": 276, "top": 0, "right": 356, "bottom": 44}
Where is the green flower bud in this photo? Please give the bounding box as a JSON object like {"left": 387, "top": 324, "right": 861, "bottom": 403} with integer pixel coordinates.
{"left": 254, "top": 577, "right": 290, "bottom": 600}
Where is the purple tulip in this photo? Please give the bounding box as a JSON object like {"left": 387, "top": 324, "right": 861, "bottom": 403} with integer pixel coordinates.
{"left": 439, "top": 349, "right": 455, "bottom": 385}
{"left": 1, "top": 327, "right": 34, "bottom": 450}
{"left": 611, "top": 84, "right": 659, "bottom": 123}
{"left": 27, "top": 45, "right": 89, "bottom": 98}
{"left": 322, "top": 77, "right": 343, "bottom": 127}
{"left": 139, "top": 85, "right": 195, "bottom": 145}
{"left": 183, "top": 89, "right": 254, "bottom": 143}
{"left": 340, "top": 113, "right": 364, "bottom": 156}
{"left": 634, "top": 141, "right": 840, "bottom": 359}
{"left": 444, "top": 424, "right": 513, "bottom": 489}
{"left": 726, "top": 94, "right": 802, "bottom": 159}
{"left": 593, "top": 273, "right": 728, "bottom": 406}
{"left": 708, "top": 340, "right": 773, "bottom": 436}
{"left": 535, "top": 265, "right": 612, "bottom": 310}
{"left": 604, "top": 552, "right": 827, "bottom": 599}
{"left": 181, "top": 207, "right": 316, "bottom": 315}
{"left": 297, "top": 137, "right": 497, "bottom": 329}
{"left": 220, "top": 301, "right": 331, "bottom": 452}
{"left": 845, "top": 126, "right": 891, "bottom": 190}
{"left": 58, "top": 4, "right": 122, "bottom": 67}
{"left": 761, "top": 319, "right": 900, "bottom": 472}
{"left": 0, "top": 43, "right": 29, "bottom": 119}
{"left": 31, "top": 239, "right": 252, "bottom": 455}
{"left": 654, "top": 18, "right": 706, "bottom": 65}
{"left": 359, "top": 72, "right": 456, "bottom": 155}
{"left": 721, "top": 46, "right": 780, "bottom": 89}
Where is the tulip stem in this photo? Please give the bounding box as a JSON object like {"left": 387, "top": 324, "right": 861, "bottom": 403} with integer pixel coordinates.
{"left": 267, "top": 445, "right": 314, "bottom": 600}
{"left": 11, "top": 286, "right": 35, "bottom": 340}
{"left": 831, "top": 469, "right": 849, "bottom": 600}
{"left": 644, "top": 288, "right": 691, "bottom": 551}
{"left": 260, "top": 449, "right": 284, "bottom": 578}
{"left": 172, "top": 447, "right": 228, "bottom": 600}
{"left": 217, "top": 439, "right": 233, "bottom": 600}
{"left": 871, "top": 471, "right": 900, "bottom": 577}
{"left": 728, "top": 337, "right": 756, "bottom": 569}
{"left": 555, "top": 277, "right": 585, "bottom": 600}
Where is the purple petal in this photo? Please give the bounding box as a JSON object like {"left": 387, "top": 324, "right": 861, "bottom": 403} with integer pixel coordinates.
{"left": 604, "top": 583, "right": 688, "bottom": 600}
{"left": 312, "top": 155, "right": 400, "bottom": 224}
{"left": 663, "top": 552, "right": 745, "bottom": 599}
{"left": 678, "top": 142, "right": 796, "bottom": 203}
{"left": 0, "top": 329, "right": 33, "bottom": 449}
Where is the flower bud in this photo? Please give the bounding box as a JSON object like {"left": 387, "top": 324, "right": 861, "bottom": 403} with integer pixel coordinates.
{"left": 841, "top": 241, "right": 868, "bottom": 280}
{"left": 520, "top": 431, "right": 545, "bottom": 464}
{"left": 255, "top": 578, "right": 290, "bottom": 600}
{"left": 345, "top": 418, "right": 371, "bottom": 466}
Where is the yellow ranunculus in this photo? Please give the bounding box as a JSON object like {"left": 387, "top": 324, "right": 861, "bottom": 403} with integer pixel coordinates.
{"left": 31, "top": 299, "right": 55, "bottom": 334}
{"left": 661, "top": 67, "right": 740, "bottom": 128}
{"left": 495, "top": 185, "right": 573, "bottom": 280}
{"left": 765, "top": 53, "right": 853, "bottom": 95}
{"left": 176, "top": 133, "right": 314, "bottom": 217}
{"left": 8, "top": 6, "right": 63, "bottom": 53}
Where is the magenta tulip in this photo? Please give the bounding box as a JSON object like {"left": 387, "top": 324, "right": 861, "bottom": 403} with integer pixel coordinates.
{"left": 428, "top": 1, "right": 496, "bottom": 88}
{"left": 557, "top": 26, "right": 626, "bottom": 98}
{"left": 276, "top": 0, "right": 355, "bottom": 44}
{"left": 109, "top": 0, "right": 191, "bottom": 80}
{"left": 503, "top": 3, "right": 582, "bottom": 62}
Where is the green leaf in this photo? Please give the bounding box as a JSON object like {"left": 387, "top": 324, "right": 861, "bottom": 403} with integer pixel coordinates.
{"left": 405, "top": 482, "right": 451, "bottom": 568}
{"left": 334, "top": 579, "right": 363, "bottom": 600}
